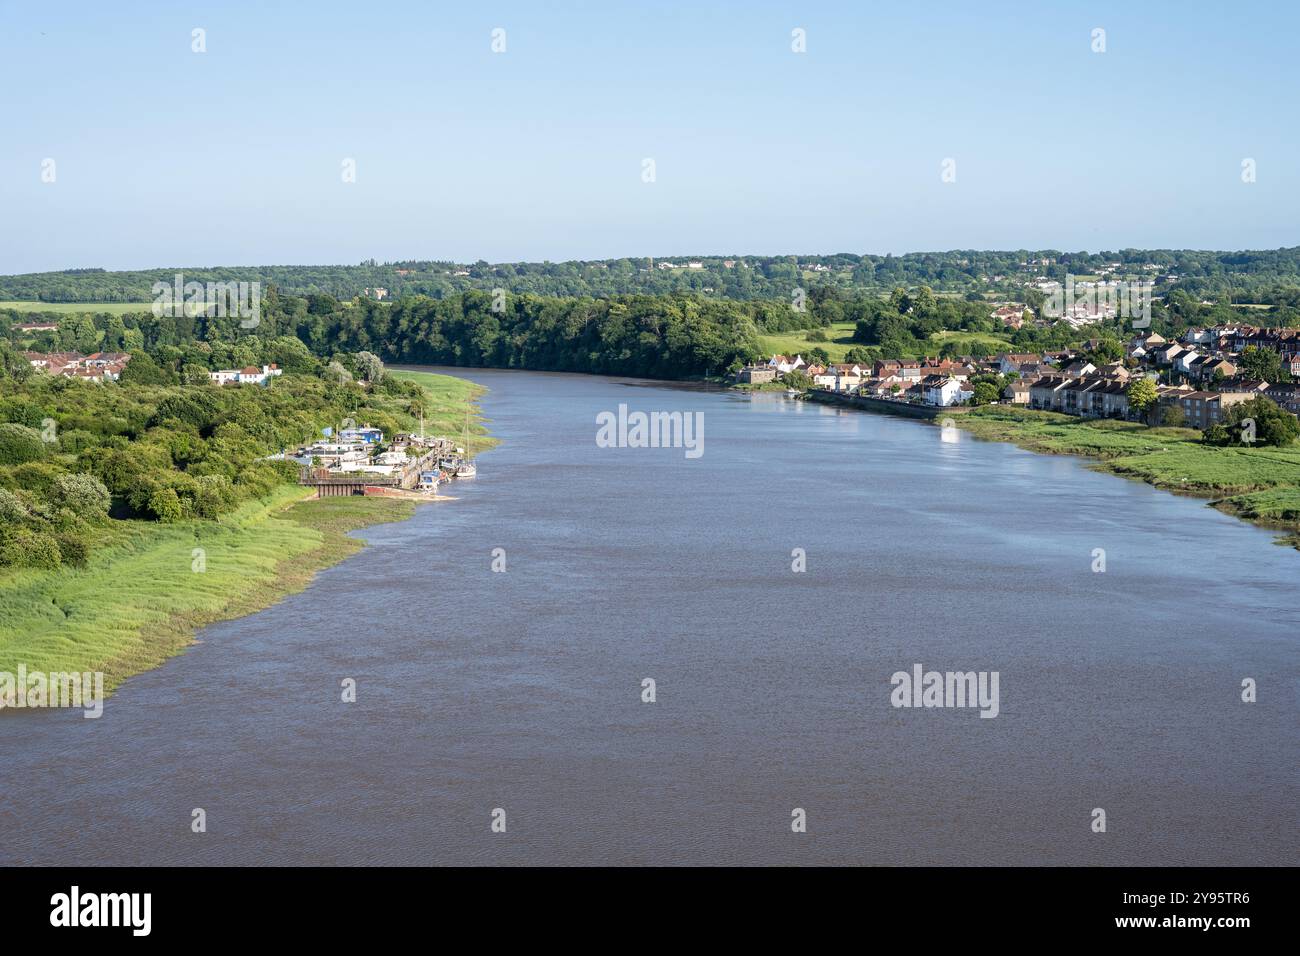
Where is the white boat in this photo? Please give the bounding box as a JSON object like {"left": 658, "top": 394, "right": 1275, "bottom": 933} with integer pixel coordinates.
{"left": 453, "top": 407, "right": 477, "bottom": 478}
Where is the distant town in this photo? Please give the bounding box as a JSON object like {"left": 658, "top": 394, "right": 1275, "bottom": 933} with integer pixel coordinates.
{"left": 739, "top": 321, "right": 1300, "bottom": 428}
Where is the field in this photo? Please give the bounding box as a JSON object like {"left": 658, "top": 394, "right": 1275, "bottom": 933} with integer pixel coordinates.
{"left": 756, "top": 323, "right": 1014, "bottom": 362}
{"left": 388, "top": 369, "right": 497, "bottom": 456}
{"left": 958, "top": 406, "right": 1300, "bottom": 545}
{"left": 756, "top": 322, "right": 860, "bottom": 361}
{"left": 0, "top": 369, "right": 491, "bottom": 696}
{"left": 1, "top": 301, "right": 156, "bottom": 315}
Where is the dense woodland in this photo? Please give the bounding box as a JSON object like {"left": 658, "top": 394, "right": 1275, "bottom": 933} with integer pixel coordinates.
{"left": 3, "top": 280, "right": 1292, "bottom": 381}
{"left": 6, "top": 247, "right": 1300, "bottom": 309}
{"left": 0, "top": 344, "right": 426, "bottom": 570}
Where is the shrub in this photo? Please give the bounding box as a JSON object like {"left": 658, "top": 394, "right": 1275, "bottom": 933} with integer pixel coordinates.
{"left": 55, "top": 429, "right": 98, "bottom": 455}
{"left": 50, "top": 473, "right": 112, "bottom": 516}
{"left": 193, "top": 475, "right": 236, "bottom": 519}
{"left": 0, "top": 422, "right": 47, "bottom": 465}
{"left": 0, "top": 527, "right": 62, "bottom": 569}
{"left": 10, "top": 461, "right": 63, "bottom": 497}
{"left": 0, "top": 487, "right": 28, "bottom": 523}
{"left": 150, "top": 392, "right": 220, "bottom": 432}
{"left": 55, "top": 532, "right": 91, "bottom": 567}
{"left": 147, "top": 487, "right": 184, "bottom": 523}
{"left": 1203, "top": 397, "right": 1300, "bottom": 448}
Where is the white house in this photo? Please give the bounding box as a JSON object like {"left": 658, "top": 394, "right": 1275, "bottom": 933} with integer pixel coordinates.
{"left": 923, "top": 376, "right": 973, "bottom": 407}
{"left": 832, "top": 364, "right": 864, "bottom": 392}
{"left": 767, "top": 354, "right": 805, "bottom": 374}
{"left": 1175, "top": 350, "right": 1204, "bottom": 375}
{"left": 210, "top": 363, "right": 283, "bottom": 386}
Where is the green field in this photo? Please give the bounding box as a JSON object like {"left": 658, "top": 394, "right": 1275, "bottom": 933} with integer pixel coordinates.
{"left": 957, "top": 406, "right": 1300, "bottom": 545}
{"left": 1, "top": 301, "right": 156, "bottom": 315}
{"left": 0, "top": 369, "right": 492, "bottom": 698}
{"left": 756, "top": 324, "right": 1014, "bottom": 362}
{"left": 388, "top": 369, "right": 497, "bottom": 456}
{"left": 756, "top": 322, "right": 860, "bottom": 361}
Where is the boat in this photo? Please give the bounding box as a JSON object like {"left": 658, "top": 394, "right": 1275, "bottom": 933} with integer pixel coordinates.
{"left": 453, "top": 407, "right": 477, "bottom": 478}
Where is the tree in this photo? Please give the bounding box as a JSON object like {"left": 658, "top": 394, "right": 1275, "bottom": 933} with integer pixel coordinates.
{"left": 1126, "top": 378, "right": 1159, "bottom": 422}
{"left": 972, "top": 381, "right": 1001, "bottom": 406}
{"left": 50, "top": 473, "right": 112, "bottom": 515}
{"left": 0, "top": 488, "right": 28, "bottom": 523}
{"left": 1159, "top": 403, "right": 1186, "bottom": 427}
{"left": 355, "top": 350, "right": 385, "bottom": 384}
{"left": 1203, "top": 396, "right": 1299, "bottom": 447}
{"left": 0, "top": 423, "right": 47, "bottom": 465}
{"left": 118, "top": 350, "right": 176, "bottom": 385}
{"left": 147, "top": 487, "right": 184, "bottom": 523}
{"left": 783, "top": 369, "right": 812, "bottom": 390}
{"left": 1237, "top": 346, "right": 1288, "bottom": 383}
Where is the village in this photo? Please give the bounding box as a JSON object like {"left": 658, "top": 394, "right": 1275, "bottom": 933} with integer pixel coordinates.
{"left": 18, "top": 349, "right": 293, "bottom": 388}
{"left": 15, "top": 350, "right": 477, "bottom": 497}
{"left": 281, "top": 423, "right": 475, "bottom": 498}
{"left": 19, "top": 350, "right": 132, "bottom": 382}
{"left": 737, "top": 322, "right": 1300, "bottom": 427}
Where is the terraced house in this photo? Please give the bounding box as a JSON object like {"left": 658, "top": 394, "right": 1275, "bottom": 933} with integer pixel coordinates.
{"left": 1165, "top": 390, "right": 1255, "bottom": 429}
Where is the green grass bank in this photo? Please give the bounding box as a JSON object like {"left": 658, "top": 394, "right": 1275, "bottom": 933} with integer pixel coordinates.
{"left": 955, "top": 406, "right": 1300, "bottom": 548}
{"left": 0, "top": 369, "right": 492, "bottom": 695}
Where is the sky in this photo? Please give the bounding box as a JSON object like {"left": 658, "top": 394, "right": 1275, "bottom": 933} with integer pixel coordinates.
{"left": 1, "top": 0, "right": 1297, "bottom": 273}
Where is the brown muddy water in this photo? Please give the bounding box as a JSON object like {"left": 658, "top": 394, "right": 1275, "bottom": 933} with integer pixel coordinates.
{"left": 1, "top": 368, "right": 1295, "bottom": 865}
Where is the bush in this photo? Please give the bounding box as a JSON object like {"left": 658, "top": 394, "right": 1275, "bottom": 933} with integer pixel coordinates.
{"left": 147, "top": 487, "right": 183, "bottom": 523}
{"left": 55, "top": 429, "right": 98, "bottom": 454}
{"left": 0, "top": 527, "right": 62, "bottom": 569}
{"left": 150, "top": 392, "right": 220, "bottom": 432}
{"left": 10, "top": 461, "right": 63, "bottom": 497}
{"left": 192, "top": 475, "right": 236, "bottom": 519}
{"left": 1203, "top": 397, "right": 1300, "bottom": 448}
{"left": 0, "top": 487, "right": 28, "bottom": 523}
{"left": 0, "top": 422, "right": 47, "bottom": 465}
{"left": 55, "top": 532, "right": 91, "bottom": 567}
{"left": 50, "top": 473, "right": 112, "bottom": 516}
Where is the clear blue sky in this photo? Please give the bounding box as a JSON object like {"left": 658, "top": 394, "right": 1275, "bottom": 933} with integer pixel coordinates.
{"left": 1, "top": 0, "right": 1296, "bottom": 273}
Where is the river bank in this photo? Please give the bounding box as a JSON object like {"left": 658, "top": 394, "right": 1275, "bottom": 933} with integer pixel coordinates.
{"left": 0, "top": 370, "right": 493, "bottom": 698}
{"left": 951, "top": 405, "right": 1300, "bottom": 549}
{"left": 6, "top": 366, "right": 1290, "bottom": 866}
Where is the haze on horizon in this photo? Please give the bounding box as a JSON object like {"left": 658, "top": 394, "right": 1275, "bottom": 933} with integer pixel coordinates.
{"left": 2, "top": 0, "right": 1297, "bottom": 274}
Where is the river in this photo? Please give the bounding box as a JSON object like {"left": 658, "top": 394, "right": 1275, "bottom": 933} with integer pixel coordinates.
{"left": 1, "top": 367, "right": 1295, "bottom": 865}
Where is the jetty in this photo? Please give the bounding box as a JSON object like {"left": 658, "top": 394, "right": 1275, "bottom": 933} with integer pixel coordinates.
{"left": 295, "top": 426, "right": 462, "bottom": 498}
